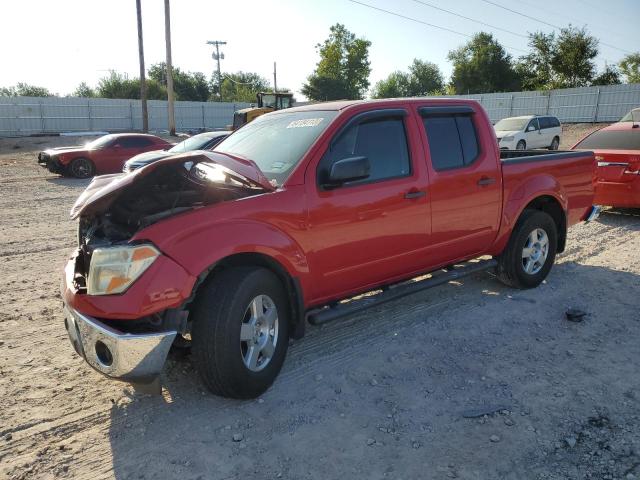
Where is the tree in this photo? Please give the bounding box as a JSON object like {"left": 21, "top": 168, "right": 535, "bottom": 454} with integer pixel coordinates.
{"left": 372, "top": 59, "right": 444, "bottom": 98}
{"left": 97, "top": 71, "right": 166, "bottom": 100}
{"left": 0, "top": 82, "right": 55, "bottom": 97}
{"left": 619, "top": 53, "right": 640, "bottom": 84}
{"left": 148, "top": 62, "right": 210, "bottom": 101}
{"left": 447, "top": 32, "right": 520, "bottom": 94}
{"left": 371, "top": 71, "right": 410, "bottom": 99}
{"left": 217, "top": 71, "right": 271, "bottom": 103}
{"left": 72, "top": 82, "right": 96, "bottom": 98}
{"left": 518, "top": 26, "right": 598, "bottom": 89}
{"left": 592, "top": 64, "right": 621, "bottom": 86}
{"left": 302, "top": 24, "right": 371, "bottom": 101}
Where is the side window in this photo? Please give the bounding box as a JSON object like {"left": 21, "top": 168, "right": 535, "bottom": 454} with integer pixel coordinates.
{"left": 319, "top": 116, "right": 411, "bottom": 186}
{"left": 539, "top": 117, "right": 551, "bottom": 129}
{"left": 120, "top": 137, "right": 153, "bottom": 148}
{"left": 422, "top": 115, "right": 479, "bottom": 171}
{"left": 526, "top": 119, "right": 539, "bottom": 131}
{"left": 551, "top": 117, "right": 560, "bottom": 128}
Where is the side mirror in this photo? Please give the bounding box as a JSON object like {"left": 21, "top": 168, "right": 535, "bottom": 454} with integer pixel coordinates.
{"left": 113, "top": 143, "right": 122, "bottom": 149}
{"left": 527, "top": 125, "right": 535, "bottom": 132}
{"left": 324, "top": 156, "right": 370, "bottom": 188}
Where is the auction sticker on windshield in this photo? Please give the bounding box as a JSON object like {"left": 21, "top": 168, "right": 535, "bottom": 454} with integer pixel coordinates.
{"left": 286, "top": 118, "right": 324, "bottom": 129}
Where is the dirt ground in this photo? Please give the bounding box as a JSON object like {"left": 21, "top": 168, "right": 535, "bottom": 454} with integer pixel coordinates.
{"left": 0, "top": 126, "right": 639, "bottom": 480}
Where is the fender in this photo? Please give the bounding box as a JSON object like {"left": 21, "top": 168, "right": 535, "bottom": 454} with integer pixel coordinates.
{"left": 489, "top": 173, "right": 567, "bottom": 256}
{"left": 133, "top": 215, "right": 312, "bottom": 304}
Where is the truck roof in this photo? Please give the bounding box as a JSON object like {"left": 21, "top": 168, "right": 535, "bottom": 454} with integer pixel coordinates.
{"left": 285, "top": 97, "right": 480, "bottom": 113}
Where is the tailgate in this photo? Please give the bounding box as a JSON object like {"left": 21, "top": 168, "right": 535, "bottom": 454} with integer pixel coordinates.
{"left": 595, "top": 150, "right": 640, "bottom": 183}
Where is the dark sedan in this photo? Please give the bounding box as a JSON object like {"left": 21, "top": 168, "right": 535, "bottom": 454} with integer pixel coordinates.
{"left": 123, "top": 131, "right": 230, "bottom": 172}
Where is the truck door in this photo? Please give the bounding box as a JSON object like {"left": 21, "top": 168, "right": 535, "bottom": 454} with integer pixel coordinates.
{"left": 305, "top": 108, "right": 431, "bottom": 302}
{"left": 418, "top": 105, "right": 502, "bottom": 264}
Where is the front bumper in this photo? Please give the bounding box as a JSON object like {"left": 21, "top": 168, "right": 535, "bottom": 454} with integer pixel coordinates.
{"left": 37, "top": 152, "right": 64, "bottom": 174}
{"left": 64, "top": 304, "right": 176, "bottom": 383}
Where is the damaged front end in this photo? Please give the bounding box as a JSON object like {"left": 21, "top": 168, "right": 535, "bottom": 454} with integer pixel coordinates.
{"left": 62, "top": 151, "right": 273, "bottom": 387}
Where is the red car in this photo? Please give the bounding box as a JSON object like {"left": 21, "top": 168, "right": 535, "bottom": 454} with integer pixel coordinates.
{"left": 572, "top": 119, "right": 640, "bottom": 207}
{"left": 37, "top": 133, "right": 172, "bottom": 178}
{"left": 61, "top": 99, "right": 596, "bottom": 398}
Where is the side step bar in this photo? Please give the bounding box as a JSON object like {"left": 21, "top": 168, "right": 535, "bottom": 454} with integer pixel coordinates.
{"left": 307, "top": 259, "right": 498, "bottom": 326}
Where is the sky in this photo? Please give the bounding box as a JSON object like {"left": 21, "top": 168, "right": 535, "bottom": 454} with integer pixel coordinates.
{"left": 1, "top": 0, "right": 638, "bottom": 100}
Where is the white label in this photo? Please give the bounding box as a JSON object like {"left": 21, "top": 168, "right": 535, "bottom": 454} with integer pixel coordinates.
{"left": 286, "top": 118, "right": 324, "bottom": 129}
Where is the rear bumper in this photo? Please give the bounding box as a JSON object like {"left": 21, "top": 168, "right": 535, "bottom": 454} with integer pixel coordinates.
{"left": 584, "top": 205, "right": 601, "bottom": 222}
{"left": 64, "top": 304, "right": 176, "bottom": 383}
{"left": 594, "top": 179, "right": 640, "bottom": 208}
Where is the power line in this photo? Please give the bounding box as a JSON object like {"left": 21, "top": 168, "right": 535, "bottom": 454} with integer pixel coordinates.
{"left": 347, "top": 0, "right": 528, "bottom": 53}
{"left": 410, "top": 0, "right": 527, "bottom": 38}
{"left": 478, "top": 0, "right": 633, "bottom": 54}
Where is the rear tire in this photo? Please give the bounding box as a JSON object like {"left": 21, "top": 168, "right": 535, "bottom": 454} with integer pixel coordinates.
{"left": 516, "top": 140, "right": 526, "bottom": 150}
{"left": 496, "top": 210, "right": 557, "bottom": 289}
{"left": 68, "top": 157, "right": 95, "bottom": 178}
{"left": 549, "top": 136, "right": 560, "bottom": 150}
{"left": 191, "top": 267, "right": 289, "bottom": 398}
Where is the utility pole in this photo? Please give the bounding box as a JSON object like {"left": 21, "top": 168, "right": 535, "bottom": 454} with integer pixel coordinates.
{"left": 136, "top": 0, "right": 148, "bottom": 132}
{"left": 206, "top": 40, "right": 226, "bottom": 101}
{"left": 164, "top": 0, "right": 175, "bottom": 135}
{"left": 273, "top": 61, "right": 278, "bottom": 93}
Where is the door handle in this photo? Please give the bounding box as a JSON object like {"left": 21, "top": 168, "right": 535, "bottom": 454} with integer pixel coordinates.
{"left": 477, "top": 177, "right": 496, "bottom": 186}
{"left": 404, "top": 190, "right": 426, "bottom": 199}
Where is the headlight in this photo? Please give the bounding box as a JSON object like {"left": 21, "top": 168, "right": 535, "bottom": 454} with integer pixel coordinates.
{"left": 87, "top": 244, "right": 160, "bottom": 295}
{"left": 502, "top": 136, "right": 514, "bottom": 142}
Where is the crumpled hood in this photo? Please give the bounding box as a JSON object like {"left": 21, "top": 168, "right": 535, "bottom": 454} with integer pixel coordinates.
{"left": 494, "top": 130, "right": 520, "bottom": 139}
{"left": 125, "top": 149, "right": 172, "bottom": 165}
{"left": 70, "top": 150, "right": 275, "bottom": 219}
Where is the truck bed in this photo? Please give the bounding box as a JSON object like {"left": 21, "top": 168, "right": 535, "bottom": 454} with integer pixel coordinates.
{"left": 500, "top": 149, "right": 592, "bottom": 164}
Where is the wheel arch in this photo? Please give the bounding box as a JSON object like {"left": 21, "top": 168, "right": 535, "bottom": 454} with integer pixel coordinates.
{"left": 190, "top": 252, "right": 306, "bottom": 340}
{"left": 522, "top": 195, "right": 566, "bottom": 252}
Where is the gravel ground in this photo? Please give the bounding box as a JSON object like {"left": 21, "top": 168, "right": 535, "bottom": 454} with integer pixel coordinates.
{"left": 0, "top": 126, "right": 639, "bottom": 480}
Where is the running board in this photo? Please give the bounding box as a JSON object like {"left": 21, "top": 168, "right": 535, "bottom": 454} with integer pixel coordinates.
{"left": 306, "top": 259, "right": 498, "bottom": 326}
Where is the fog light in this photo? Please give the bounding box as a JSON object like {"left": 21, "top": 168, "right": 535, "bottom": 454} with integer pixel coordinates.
{"left": 95, "top": 341, "right": 113, "bottom": 367}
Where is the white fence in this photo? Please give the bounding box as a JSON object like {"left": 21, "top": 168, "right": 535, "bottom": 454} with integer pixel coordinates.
{"left": 1, "top": 83, "right": 639, "bottom": 136}
{"left": 449, "top": 83, "right": 640, "bottom": 124}
{"left": 0, "top": 97, "right": 251, "bottom": 137}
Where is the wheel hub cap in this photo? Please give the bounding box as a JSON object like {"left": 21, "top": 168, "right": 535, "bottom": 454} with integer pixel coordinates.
{"left": 239, "top": 294, "right": 279, "bottom": 372}
{"left": 522, "top": 228, "right": 549, "bottom": 275}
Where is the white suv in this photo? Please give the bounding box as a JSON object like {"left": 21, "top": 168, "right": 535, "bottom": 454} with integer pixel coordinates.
{"left": 494, "top": 115, "right": 562, "bottom": 150}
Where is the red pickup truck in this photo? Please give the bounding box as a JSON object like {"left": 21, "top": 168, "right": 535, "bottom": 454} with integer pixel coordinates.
{"left": 62, "top": 99, "right": 598, "bottom": 398}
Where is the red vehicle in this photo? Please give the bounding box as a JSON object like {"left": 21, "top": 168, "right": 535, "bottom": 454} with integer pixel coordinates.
{"left": 37, "top": 133, "right": 172, "bottom": 178}
{"left": 61, "top": 99, "right": 597, "bottom": 398}
{"left": 572, "top": 116, "right": 640, "bottom": 207}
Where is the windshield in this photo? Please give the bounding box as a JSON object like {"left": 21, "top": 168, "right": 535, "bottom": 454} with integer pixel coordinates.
{"left": 169, "top": 133, "right": 225, "bottom": 153}
{"left": 620, "top": 109, "right": 640, "bottom": 122}
{"left": 575, "top": 129, "right": 640, "bottom": 150}
{"left": 494, "top": 118, "right": 529, "bottom": 131}
{"left": 214, "top": 110, "right": 338, "bottom": 185}
{"left": 86, "top": 134, "right": 116, "bottom": 149}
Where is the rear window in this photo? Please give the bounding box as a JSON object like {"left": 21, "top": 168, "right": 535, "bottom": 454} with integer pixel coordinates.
{"left": 575, "top": 129, "right": 640, "bottom": 150}
{"left": 422, "top": 115, "right": 479, "bottom": 171}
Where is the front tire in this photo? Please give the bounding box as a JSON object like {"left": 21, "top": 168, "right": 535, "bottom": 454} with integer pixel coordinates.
{"left": 191, "top": 267, "right": 289, "bottom": 398}
{"left": 496, "top": 210, "right": 557, "bottom": 289}
{"left": 516, "top": 140, "right": 526, "bottom": 150}
{"left": 68, "top": 157, "right": 95, "bottom": 178}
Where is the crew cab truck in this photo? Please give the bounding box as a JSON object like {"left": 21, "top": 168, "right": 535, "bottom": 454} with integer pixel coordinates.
{"left": 62, "top": 99, "right": 598, "bottom": 399}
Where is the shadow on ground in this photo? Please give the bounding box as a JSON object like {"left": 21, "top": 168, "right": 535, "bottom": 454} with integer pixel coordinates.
{"left": 106, "top": 261, "right": 640, "bottom": 479}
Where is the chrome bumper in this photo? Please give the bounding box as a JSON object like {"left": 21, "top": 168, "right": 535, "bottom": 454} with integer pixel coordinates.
{"left": 585, "top": 205, "right": 602, "bottom": 223}
{"left": 64, "top": 305, "right": 176, "bottom": 384}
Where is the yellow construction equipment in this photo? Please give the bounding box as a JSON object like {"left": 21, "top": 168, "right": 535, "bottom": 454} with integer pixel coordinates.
{"left": 232, "top": 92, "right": 294, "bottom": 130}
